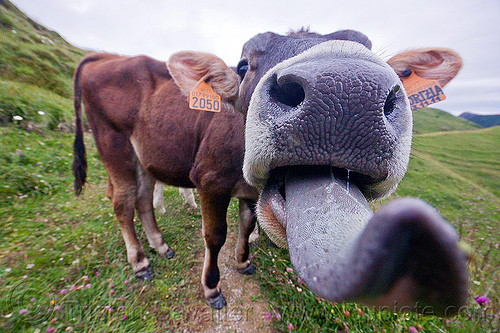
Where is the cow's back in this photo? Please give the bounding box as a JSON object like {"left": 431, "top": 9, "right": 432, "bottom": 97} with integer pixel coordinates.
{"left": 79, "top": 53, "right": 171, "bottom": 134}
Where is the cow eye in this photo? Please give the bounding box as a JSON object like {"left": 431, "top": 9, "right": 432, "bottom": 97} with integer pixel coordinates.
{"left": 237, "top": 59, "right": 249, "bottom": 79}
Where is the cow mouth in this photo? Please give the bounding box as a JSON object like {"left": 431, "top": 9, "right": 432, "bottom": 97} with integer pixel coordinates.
{"left": 257, "top": 165, "right": 375, "bottom": 248}
{"left": 256, "top": 164, "right": 468, "bottom": 315}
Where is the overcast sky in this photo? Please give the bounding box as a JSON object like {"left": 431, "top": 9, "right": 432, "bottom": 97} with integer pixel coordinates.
{"left": 10, "top": 0, "right": 500, "bottom": 116}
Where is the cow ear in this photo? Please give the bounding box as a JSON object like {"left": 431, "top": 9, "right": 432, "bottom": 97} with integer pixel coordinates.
{"left": 167, "top": 51, "right": 239, "bottom": 101}
{"left": 387, "top": 48, "right": 463, "bottom": 87}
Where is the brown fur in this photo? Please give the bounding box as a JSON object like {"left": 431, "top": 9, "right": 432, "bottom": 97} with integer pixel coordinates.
{"left": 73, "top": 52, "right": 258, "bottom": 307}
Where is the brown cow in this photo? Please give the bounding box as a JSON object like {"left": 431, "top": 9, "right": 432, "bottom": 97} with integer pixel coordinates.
{"left": 72, "top": 52, "right": 258, "bottom": 309}
{"left": 165, "top": 29, "right": 468, "bottom": 316}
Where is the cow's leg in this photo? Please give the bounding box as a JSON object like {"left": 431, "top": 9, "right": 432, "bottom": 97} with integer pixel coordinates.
{"left": 179, "top": 187, "right": 198, "bottom": 210}
{"left": 153, "top": 182, "right": 166, "bottom": 215}
{"left": 136, "top": 166, "right": 175, "bottom": 259}
{"left": 91, "top": 125, "right": 153, "bottom": 280}
{"left": 235, "top": 199, "right": 257, "bottom": 274}
{"left": 199, "top": 191, "right": 230, "bottom": 309}
{"left": 107, "top": 171, "right": 153, "bottom": 280}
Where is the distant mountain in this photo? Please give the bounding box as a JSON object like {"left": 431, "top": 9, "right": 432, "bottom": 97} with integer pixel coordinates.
{"left": 459, "top": 112, "right": 500, "bottom": 128}
{"left": 412, "top": 107, "right": 480, "bottom": 134}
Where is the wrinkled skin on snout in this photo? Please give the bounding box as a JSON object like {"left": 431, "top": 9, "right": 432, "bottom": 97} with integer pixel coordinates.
{"left": 235, "top": 30, "right": 468, "bottom": 316}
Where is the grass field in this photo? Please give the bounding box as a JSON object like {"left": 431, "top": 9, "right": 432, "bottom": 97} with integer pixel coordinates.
{"left": 1, "top": 124, "right": 499, "bottom": 332}
{"left": 2, "top": 1, "right": 499, "bottom": 331}
{"left": 0, "top": 126, "right": 214, "bottom": 332}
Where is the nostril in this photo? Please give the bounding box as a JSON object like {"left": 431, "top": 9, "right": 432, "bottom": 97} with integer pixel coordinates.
{"left": 270, "top": 75, "right": 306, "bottom": 108}
{"left": 384, "top": 84, "right": 401, "bottom": 117}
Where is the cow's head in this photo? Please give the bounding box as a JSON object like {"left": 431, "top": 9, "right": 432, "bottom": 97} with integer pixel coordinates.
{"left": 168, "top": 29, "right": 468, "bottom": 316}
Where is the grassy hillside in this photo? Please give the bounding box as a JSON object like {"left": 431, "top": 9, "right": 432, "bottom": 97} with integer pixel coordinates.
{"left": 412, "top": 107, "right": 481, "bottom": 134}
{"left": 1, "top": 2, "right": 499, "bottom": 331}
{"left": 0, "top": 0, "right": 86, "bottom": 129}
{"left": 411, "top": 127, "right": 500, "bottom": 199}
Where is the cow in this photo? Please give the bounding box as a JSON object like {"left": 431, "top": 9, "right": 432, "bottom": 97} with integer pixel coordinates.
{"left": 164, "top": 29, "right": 468, "bottom": 316}
{"left": 153, "top": 184, "right": 198, "bottom": 214}
{"left": 72, "top": 52, "right": 259, "bottom": 309}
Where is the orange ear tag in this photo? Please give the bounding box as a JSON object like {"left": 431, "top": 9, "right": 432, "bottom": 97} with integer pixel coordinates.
{"left": 189, "top": 81, "right": 221, "bottom": 112}
{"left": 402, "top": 72, "right": 446, "bottom": 111}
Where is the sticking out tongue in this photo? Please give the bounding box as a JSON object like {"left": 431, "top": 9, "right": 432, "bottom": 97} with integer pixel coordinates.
{"left": 257, "top": 165, "right": 469, "bottom": 316}
{"left": 285, "top": 165, "right": 373, "bottom": 283}
{"left": 257, "top": 166, "right": 371, "bottom": 249}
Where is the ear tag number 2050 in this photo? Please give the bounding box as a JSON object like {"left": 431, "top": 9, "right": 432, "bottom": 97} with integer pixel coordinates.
{"left": 189, "top": 81, "right": 221, "bottom": 112}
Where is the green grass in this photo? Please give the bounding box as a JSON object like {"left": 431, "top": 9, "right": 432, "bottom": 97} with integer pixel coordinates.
{"left": 0, "top": 0, "right": 86, "bottom": 129}
{"left": 412, "top": 107, "right": 480, "bottom": 134}
{"left": 0, "top": 80, "right": 75, "bottom": 130}
{"left": 411, "top": 127, "right": 500, "bottom": 198}
{"left": 1, "top": 124, "right": 499, "bottom": 332}
{"left": 0, "top": 1, "right": 85, "bottom": 97}
{"left": 0, "top": 126, "right": 214, "bottom": 332}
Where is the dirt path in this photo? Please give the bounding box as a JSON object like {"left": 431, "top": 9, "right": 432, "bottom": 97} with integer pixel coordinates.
{"left": 168, "top": 200, "right": 274, "bottom": 333}
{"left": 413, "top": 127, "right": 493, "bottom": 137}
{"left": 200, "top": 222, "right": 273, "bottom": 333}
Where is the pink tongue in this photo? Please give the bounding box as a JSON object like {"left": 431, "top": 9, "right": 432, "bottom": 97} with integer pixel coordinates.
{"left": 284, "top": 166, "right": 373, "bottom": 299}
{"left": 257, "top": 166, "right": 372, "bottom": 250}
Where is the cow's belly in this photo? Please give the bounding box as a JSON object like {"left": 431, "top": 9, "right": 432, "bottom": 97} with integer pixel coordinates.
{"left": 130, "top": 136, "right": 196, "bottom": 188}
{"left": 147, "top": 165, "right": 194, "bottom": 188}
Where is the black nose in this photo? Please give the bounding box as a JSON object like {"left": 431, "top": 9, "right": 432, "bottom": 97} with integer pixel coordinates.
{"left": 384, "top": 85, "right": 401, "bottom": 117}
{"left": 270, "top": 74, "right": 306, "bottom": 108}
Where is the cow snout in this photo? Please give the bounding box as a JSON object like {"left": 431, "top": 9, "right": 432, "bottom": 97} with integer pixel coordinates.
{"left": 245, "top": 42, "right": 412, "bottom": 200}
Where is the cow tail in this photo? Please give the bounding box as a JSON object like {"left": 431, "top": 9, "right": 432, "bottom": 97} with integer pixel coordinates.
{"left": 72, "top": 55, "right": 97, "bottom": 195}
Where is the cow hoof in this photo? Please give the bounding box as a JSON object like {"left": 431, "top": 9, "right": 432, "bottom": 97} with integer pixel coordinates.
{"left": 135, "top": 266, "right": 155, "bottom": 281}
{"left": 238, "top": 263, "right": 255, "bottom": 275}
{"left": 207, "top": 292, "right": 227, "bottom": 309}
{"left": 163, "top": 248, "right": 175, "bottom": 259}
